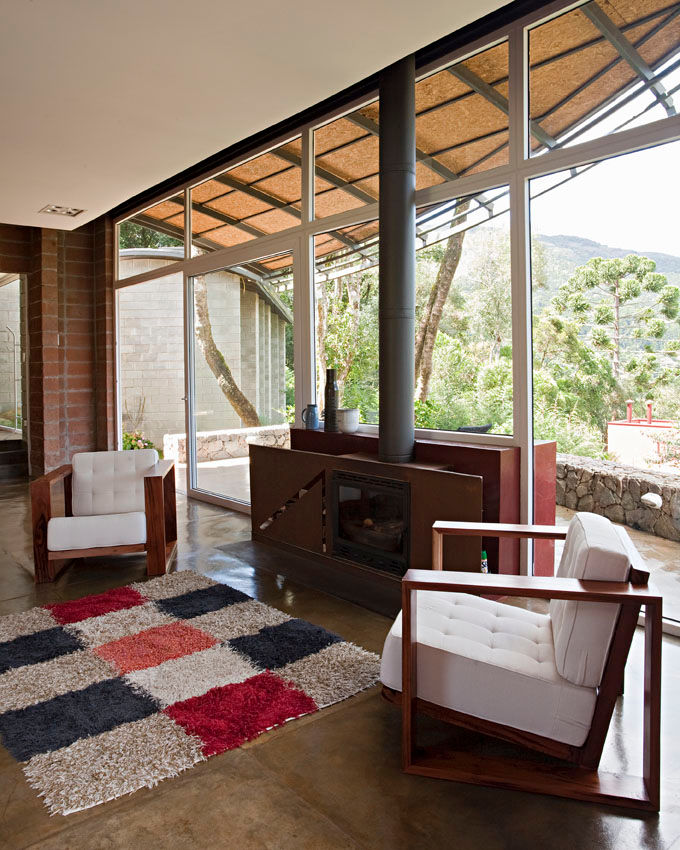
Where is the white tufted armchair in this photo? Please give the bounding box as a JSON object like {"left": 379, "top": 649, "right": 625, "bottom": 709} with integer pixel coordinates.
{"left": 31, "top": 450, "right": 177, "bottom": 583}
{"left": 381, "top": 512, "right": 662, "bottom": 811}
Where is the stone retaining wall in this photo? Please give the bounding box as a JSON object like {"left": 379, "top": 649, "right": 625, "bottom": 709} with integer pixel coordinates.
{"left": 164, "top": 424, "right": 290, "bottom": 464}
{"left": 557, "top": 453, "right": 680, "bottom": 541}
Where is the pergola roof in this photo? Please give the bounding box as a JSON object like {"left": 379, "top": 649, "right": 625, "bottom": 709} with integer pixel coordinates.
{"left": 131, "top": 0, "right": 679, "bottom": 287}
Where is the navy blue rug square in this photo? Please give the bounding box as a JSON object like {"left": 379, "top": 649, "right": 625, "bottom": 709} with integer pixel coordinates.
{"left": 0, "top": 627, "right": 83, "bottom": 675}
{"left": 229, "top": 619, "right": 342, "bottom": 670}
{"left": 156, "top": 584, "right": 250, "bottom": 620}
{"left": 0, "top": 677, "right": 158, "bottom": 761}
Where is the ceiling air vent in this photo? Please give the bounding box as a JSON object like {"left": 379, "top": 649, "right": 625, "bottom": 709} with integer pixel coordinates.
{"left": 38, "top": 204, "right": 85, "bottom": 217}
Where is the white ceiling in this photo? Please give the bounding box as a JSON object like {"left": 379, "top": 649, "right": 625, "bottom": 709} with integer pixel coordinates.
{"left": 0, "top": 0, "right": 508, "bottom": 230}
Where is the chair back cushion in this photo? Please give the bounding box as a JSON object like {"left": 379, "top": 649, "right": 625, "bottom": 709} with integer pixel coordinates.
{"left": 71, "top": 450, "right": 158, "bottom": 517}
{"left": 550, "top": 512, "right": 630, "bottom": 688}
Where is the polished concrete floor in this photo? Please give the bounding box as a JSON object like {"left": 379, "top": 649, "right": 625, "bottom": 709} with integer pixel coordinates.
{"left": 176, "top": 457, "right": 251, "bottom": 504}
{"left": 2, "top": 481, "right": 680, "bottom": 849}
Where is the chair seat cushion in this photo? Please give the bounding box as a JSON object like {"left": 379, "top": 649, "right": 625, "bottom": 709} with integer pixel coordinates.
{"left": 47, "top": 512, "right": 147, "bottom": 552}
{"left": 380, "top": 590, "right": 597, "bottom": 747}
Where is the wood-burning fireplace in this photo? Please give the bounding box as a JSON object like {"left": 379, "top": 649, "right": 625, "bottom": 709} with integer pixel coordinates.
{"left": 331, "top": 470, "right": 410, "bottom": 576}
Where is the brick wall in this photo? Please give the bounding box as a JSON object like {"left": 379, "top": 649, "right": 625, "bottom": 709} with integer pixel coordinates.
{"left": 0, "top": 224, "right": 32, "bottom": 274}
{"left": 27, "top": 228, "right": 60, "bottom": 473}
{"left": 57, "top": 226, "right": 97, "bottom": 460}
{"left": 94, "top": 217, "right": 115, "bottom": 451}
{"left": 0, "top": 218, "right": 115, "bottom": 474}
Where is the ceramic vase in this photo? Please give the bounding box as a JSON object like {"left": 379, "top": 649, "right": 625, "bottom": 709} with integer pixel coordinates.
{"left": 324, "top": 368, "right": 339, "bottom": 432}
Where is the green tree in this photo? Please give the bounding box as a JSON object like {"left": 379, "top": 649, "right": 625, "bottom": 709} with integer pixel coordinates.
{"left": 533, "top": 311, "right": 618, "bottom": 434}
{"left": 553, "top": 255, "right": 679, "bottom": 380}
{"left": 414, "top": 200, "right": 470, "bottom": 401}
{"left": 118, "top": 221, "right": 182, "bottom": 249}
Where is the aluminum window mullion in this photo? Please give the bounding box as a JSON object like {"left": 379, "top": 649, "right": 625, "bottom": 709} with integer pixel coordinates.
{"left": 298, "top": 128, "right": 317, "bottom": 426}
{"left": 294, "top": 235, "right": 315, "bottom": 428}
{"left": 517, "top": 113, "right": 680, "bottom": 180}
{"left": 509, "top": 22, "right": 534, "bottom": 576}
{"left": 184, "top": 188, "right": 191, "bottom": 259}
{"left": 113, "top": 290, "right": 122, "bottom": 450}
{"left": 183, "top": 270, "right": 195, "bottom": 496}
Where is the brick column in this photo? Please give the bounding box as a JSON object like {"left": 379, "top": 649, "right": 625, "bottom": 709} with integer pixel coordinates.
{"left": 27, "top": 229, "right": 60, "bottom": 474}
{"left": 60, "top": 226, "right": 96, "bottom": 457}
{"left": 94, "top": 216, "right": 115, "bottom": 450}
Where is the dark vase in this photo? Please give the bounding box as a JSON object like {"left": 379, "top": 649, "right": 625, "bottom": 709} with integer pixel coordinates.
{"left": 324, "top": 368, "right": 339, "bottom": 432}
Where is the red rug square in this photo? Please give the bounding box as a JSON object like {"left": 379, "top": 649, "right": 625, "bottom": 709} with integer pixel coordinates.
{"left": 165, "top": 670, "right": 318, "bottom": 755}
{"left": 94, "top": 621, "right": 217, "bottom": 674}
{"left": 45, "top": 587, "right": 148, "bottom": 625}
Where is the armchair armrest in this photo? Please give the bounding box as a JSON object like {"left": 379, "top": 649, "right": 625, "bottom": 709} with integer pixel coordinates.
{"left": 143, "top": 459, "right": 177, "bottom": 576}
{"left": 34, "top": 464, "right": 73, "bottom": 486}
{"left": 31, "top": 464, "right": 73, "bottom": 583}
{"left": 432, "top": 521, "right": 567, "bottom": 571}
{"left": 144, "top": 459, "right": 175, "bottom": 479}
{"left": 30, "top": 464, "right": 73, "bottom": 520}
{"left": 432, "top": 521, "right": 568, "bottom": 540}
{"left": 403, "top": 568, "right": 661, "bottom": 607}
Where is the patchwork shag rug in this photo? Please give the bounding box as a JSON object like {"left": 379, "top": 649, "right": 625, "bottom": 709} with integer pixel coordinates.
{"left": 0, "top": 571, "right": 380, "bottom": 815}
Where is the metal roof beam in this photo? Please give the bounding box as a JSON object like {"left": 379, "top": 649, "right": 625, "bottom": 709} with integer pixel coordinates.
{"left": 200, "top": 173, "right": 372, "bottom": 257}
{"left": 188, "top": 199, "right": 266, "bottom": 238}
{"left": 132, "top": 214, "right": 273, "bottom": 278}
{"left": 213, "top": 174, "right": 301, "bottom": 217}
{"left": 581, "top": 3, "right": 676, "bottom": 117}
{"left": 447, "top": 64, "right": 558, "bottom": 151}
{"left": 275, "top": 147, "right": 377, "bottom": 205}
{"left": 344, "top": 112, "right": 494, "bottom": 214}
{"left": 346, "top": 112, "right": 457, "bottom": 183}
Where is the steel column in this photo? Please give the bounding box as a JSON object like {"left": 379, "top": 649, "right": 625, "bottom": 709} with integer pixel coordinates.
{"left": 379, "top": 55, "right": 416, "bottom": 463}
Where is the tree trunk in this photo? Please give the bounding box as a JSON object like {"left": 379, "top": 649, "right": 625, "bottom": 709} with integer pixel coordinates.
{"left": 415, "top": 200, "right": 470, "bottom": 401}
{"left": 613, "top": 278, "right": 621, "bottom": 379}
{"left": 193, "top": 275, "right": 261, "bottom": 427}
{"left": 316, "top": 283, "right": 328, "bottom": 401}
{"left": 337, "top": 276, "right": 362, "bottom": 389}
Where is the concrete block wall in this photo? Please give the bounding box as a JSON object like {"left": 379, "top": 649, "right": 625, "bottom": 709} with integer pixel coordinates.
{"left": 194, "top": 270, "right": 242, "bottom": 437}
{"left": 118, "top": 255, "right": 289, "bottom": 449}
{"left": 118, "top": 269, "right": 186, "bottom": 449}
{"left": 240, "top": 289, "right": 259, "bottom": 414}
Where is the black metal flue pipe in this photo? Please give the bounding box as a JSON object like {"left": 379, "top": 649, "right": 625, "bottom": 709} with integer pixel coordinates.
{"left": 378, "top": 55, "right": 416, "bottom": 463}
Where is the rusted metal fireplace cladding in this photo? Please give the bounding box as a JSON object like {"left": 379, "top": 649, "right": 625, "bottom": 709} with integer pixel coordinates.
{"left": 378, "top": 55, "right": 416, "bottom": 463}
{"left": 331, "top": 470, "right": 410, "bottom": 576}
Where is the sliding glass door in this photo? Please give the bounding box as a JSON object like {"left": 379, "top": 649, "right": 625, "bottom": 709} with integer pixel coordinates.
{"left": 186, "top": 248, "right": 295, "bottom": 509}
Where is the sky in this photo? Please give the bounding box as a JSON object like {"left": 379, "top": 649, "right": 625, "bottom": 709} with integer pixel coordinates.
{"left": 530, "top": 62, "right": 680, "bottom": 258}
{"left": 530, "top": 138, "right": 680, "bottom": 257}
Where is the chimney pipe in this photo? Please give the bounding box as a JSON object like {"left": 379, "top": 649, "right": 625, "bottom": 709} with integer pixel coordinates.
{"left": 646, "top": 400, "right": 653, "bottom": 424}
{"left": 378, "top": 55, "right": 416, "bottom": 464}
{"left": 626, "top": 400, "right": 633, "bottom": 423}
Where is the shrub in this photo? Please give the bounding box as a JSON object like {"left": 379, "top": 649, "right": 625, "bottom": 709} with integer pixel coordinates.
{"left": 122, "top": 430, "right": 163, "bottom": 458}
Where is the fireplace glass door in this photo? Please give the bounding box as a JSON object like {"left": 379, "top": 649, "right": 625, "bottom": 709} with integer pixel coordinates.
{"left": 331, "top": 471, "right": 410, "bottom": 576}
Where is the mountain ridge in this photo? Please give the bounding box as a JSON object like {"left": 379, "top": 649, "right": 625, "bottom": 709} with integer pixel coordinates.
{"left": 536, "top": 233, "right": 680, "bottom": 276}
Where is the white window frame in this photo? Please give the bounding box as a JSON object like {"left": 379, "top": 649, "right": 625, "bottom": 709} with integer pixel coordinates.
{"left": 111, "top": 0, "right": 680, "bottom": 573}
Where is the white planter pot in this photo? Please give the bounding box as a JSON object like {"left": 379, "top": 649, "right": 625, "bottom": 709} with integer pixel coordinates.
{"left": 337, "top": 407, "right": 360, "bottom": 434}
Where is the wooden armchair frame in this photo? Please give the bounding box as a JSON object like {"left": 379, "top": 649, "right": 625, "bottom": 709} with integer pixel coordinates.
{"left": 30, "top": 459, "right": 178, "bottom": 583}
{"left": 386, "top": 521, "right": 662, "bottom": 812}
